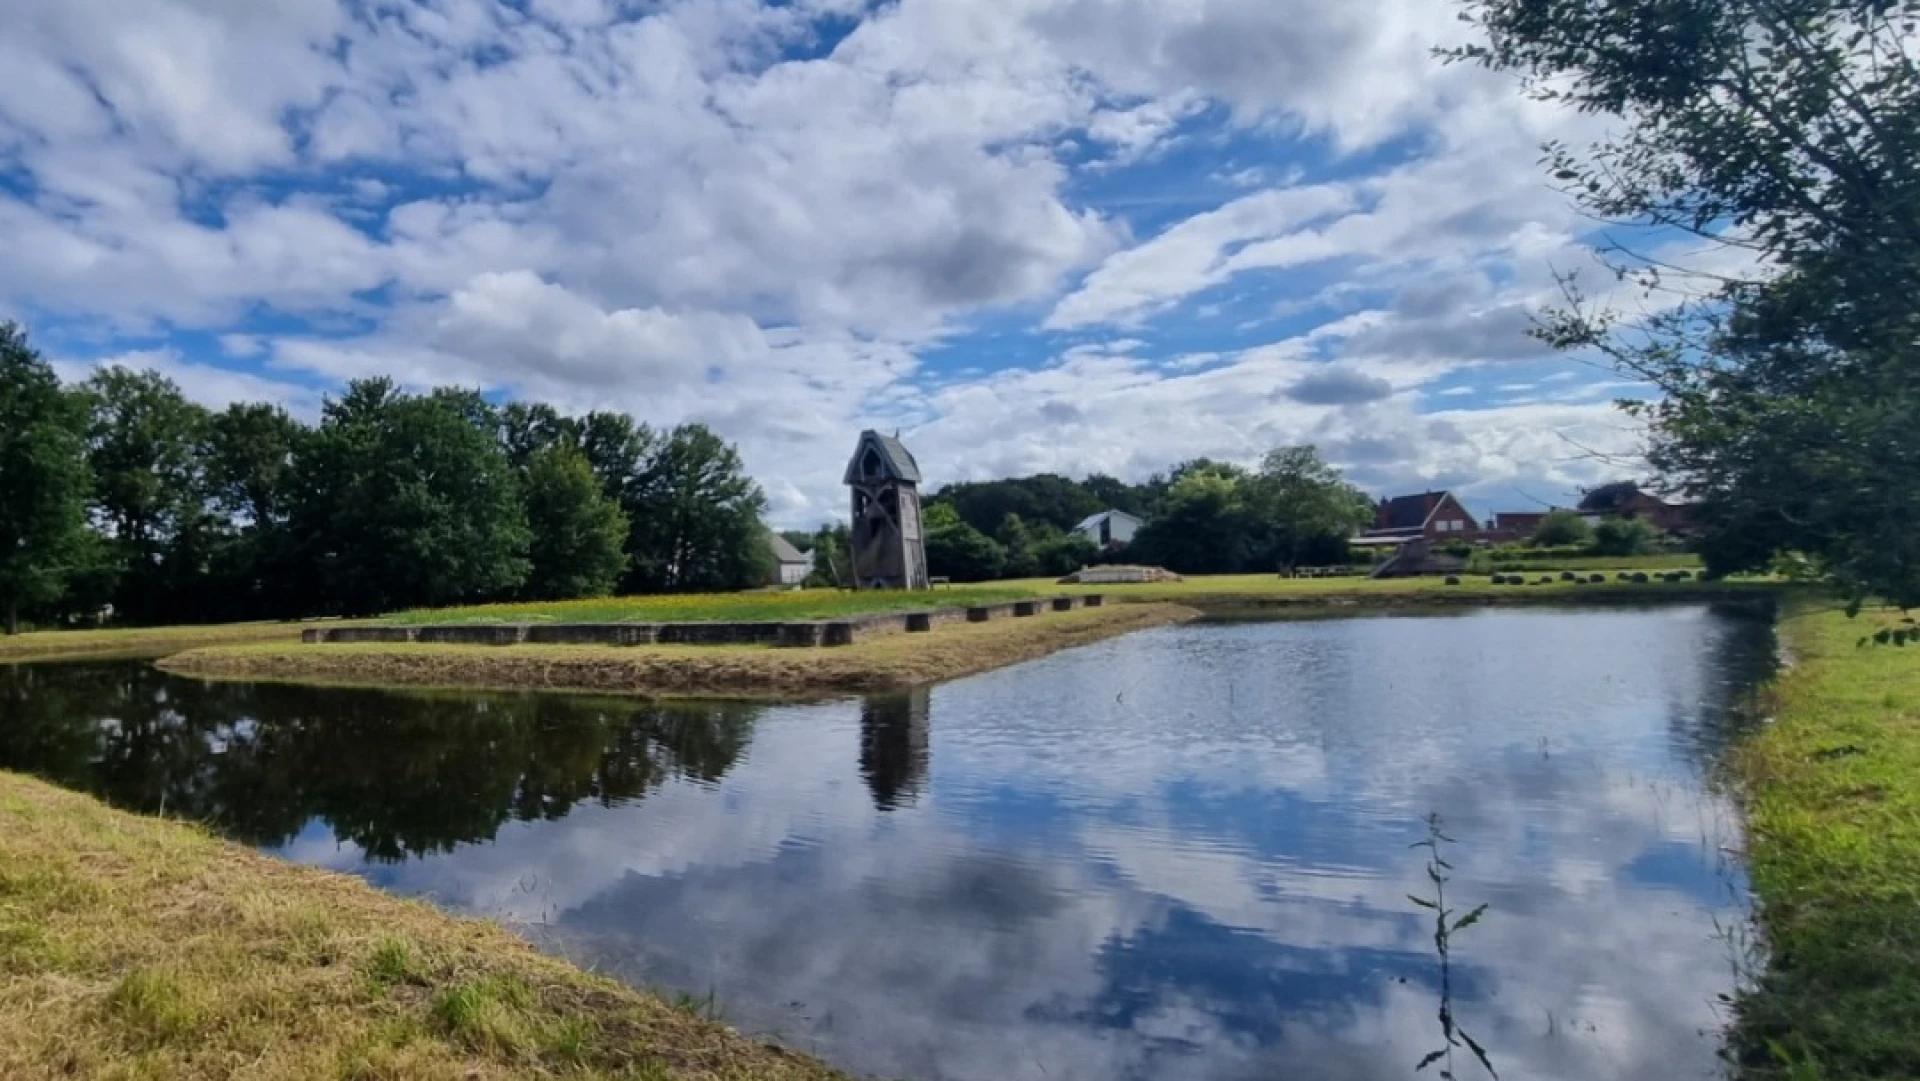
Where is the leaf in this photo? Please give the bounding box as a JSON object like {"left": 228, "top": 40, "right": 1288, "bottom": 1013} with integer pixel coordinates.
{"left": 1408, "top": 894, "right": 1439, "bottom": 910}
{"left": 1416, "top": 1049, "right": 1447, "bottom": 1072}
{"left": 1452, "top": 903, "right": 1490, "bottom": 934}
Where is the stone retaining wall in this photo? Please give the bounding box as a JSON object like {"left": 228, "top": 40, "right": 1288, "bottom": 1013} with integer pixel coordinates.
{"left": 301, "top": 595, "right": 1104, "bottom": 650}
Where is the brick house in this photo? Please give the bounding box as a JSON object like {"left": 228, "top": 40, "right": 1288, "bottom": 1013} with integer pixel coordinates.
{"left": 1354, "top": 491, "right": 1481, "bottom": 547}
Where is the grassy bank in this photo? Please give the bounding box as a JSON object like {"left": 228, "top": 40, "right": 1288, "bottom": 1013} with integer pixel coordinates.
{"left": 162, "top": 602, "right": 1199, "bottom": 696}
{"left": 0, "top": 621, "right": 309, "bottom": 664}
{"left": 1733, "top": 606, "right": 1920, "bottom": 1079}
{"left": 0, "top": 771, "right": 845, "bottom": 1081}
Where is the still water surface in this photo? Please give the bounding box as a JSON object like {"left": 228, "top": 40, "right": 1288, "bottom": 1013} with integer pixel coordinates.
{"left": 0, "top": 606, "right": 1772, "bottom": 1081}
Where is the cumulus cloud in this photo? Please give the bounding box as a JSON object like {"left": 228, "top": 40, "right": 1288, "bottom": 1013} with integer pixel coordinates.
{"left": 0, "top": 0, "right": 1633, "bottom": 523}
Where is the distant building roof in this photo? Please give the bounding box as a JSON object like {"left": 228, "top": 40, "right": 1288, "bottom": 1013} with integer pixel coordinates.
{"left": 768, "top": 534, "right": 808, "bottom": 565}
{"left": 843, "top": 430, "right": 922, "bottom": 484}
{"left": 1375, "top": 491, "right": 1450, "bottom": 532}
{"left": 1072, "top": 509, "right": 1144, "bottom": 533}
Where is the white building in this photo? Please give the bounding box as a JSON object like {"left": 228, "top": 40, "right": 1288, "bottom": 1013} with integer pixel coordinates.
{"left": 1072, "top": 509, "right": 1144, "bottom": 549}
{"left": 768, "top": 534, "right": 811, "bottom": 586}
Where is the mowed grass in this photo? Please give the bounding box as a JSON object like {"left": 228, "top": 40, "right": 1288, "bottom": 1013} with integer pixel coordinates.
{"left": 0, "top": 621, "right": 309, "bottom": 663}
{"left": 0, "top": 770, "right": 848, "bottom": 1081}
{"left": 387, "top": 585, "right": 1041, "bottom": 624}
{"left": 164, "top": 603, "right": 1200, "bottom": 696}
{"left": 1732, "top": 606, "right": 1920, "bottom": 1079}
{"left": 1011, "top": 569, "right": 1766, "bottom": 600}
{"left": 1468, "top": 551, "right": 1704, "bottom": 573}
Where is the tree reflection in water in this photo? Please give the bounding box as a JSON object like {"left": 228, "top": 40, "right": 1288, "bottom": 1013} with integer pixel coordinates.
{"left": 0, "top": 661, "right": 759, "bottom": 861}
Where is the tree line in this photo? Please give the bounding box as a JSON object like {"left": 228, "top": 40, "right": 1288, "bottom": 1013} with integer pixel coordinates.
{"left": 0, "top": 323, "right": 772, "bottom": 632}
{"left": 785, "top": 445, "right": 1376, "bottom": 583}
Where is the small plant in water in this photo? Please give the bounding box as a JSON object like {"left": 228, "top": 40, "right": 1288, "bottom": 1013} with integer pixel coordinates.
{"left": 1409, "top": 813, "right": 1496, "bottom": 1080}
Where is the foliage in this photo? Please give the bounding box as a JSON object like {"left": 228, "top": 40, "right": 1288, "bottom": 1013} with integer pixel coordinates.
{"left": 1592, "top": 517, "right": 1658, "bottom": 558}
{"left": 805, "top": 522, "right": 854, "bottom": 588}
{"left": 1031, "top": 531, "right": 1100, "bottom": 578}
{"left": 0, "top": 324, "right": 93, "bottom": 634}
{"left": 291, "top": 380, "right": 531, "bottom": 616}
{"left": 1131, "top": 447, "right": 1372, "bottom": 574}
{"left": 923, "top": 503, "right": 1007, "bottom": 582}
{"left": 388, "top": 583, "right": 1040, "bottom": 624}
{"left": 1409, "top": 813, "right": 1496, "bottom": 1080}
{"left": 1453, "top": 0, "right": 1920, "bottom": 607}
{"left": 521, "top": 443, "right": 629, "bottom": 601}
{"left": 1529, "top": 509, "right": 1594, "bottom": 548}
{"left": 81, "top": 366, "right": 216, "bottom": 624}
{"left": 1576, "top": 481, "right": 1641, "bottom": 515}
{"left": 620, "top": 425, "right": 772, "bottom": 593}
{"left": 930, "top": 474, "right": 1107, "bottom": 537}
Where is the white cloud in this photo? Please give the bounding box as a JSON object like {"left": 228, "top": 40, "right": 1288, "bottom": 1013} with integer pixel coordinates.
{"left": 0, "top": 0, "right": 1642, "bottom": 524}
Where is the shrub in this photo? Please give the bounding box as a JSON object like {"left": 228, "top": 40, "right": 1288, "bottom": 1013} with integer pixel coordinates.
{"left": 1588, "top": 573, "right": 1607, "bottom": 584}
{"left": 1675, "top": 570, "right": 1693, "bottom": 581}
{"left": 1531, "top": 509, "right": 1595, "bottom": 548}
{"left": 1559, "top": 570, "right": 1577, "bottom": 581}
{"left": 1445, "top": 575, "right": 1461, "bottom": 586}
{"left": 1593, "top": 517, "right": 1659, "bottom": 557}
{"left": 1631, "top": 571, "right": 1651, "bottom": 583}
{"left": 1536, "top": 576, "right": 1553, "bottom": 584}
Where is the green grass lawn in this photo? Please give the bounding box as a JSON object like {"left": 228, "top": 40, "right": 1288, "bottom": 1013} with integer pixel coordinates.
{"left": 386, "top": 570, "right": 1771, "bottom": 625}
{"left": 1732, "top": 605, "right": 1920, "bottom": 1079}
{"left": 386, "top": 585, "right": 1042, "bottom": 624}
{"left": 1466, "top": 551, "right": 1703, "bottom": 573}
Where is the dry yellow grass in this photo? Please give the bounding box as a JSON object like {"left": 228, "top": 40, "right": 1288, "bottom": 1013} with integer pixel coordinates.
{"left": 0, "top": 771, "right": 848, "bottom": 1081}
{"left": 160, "top": 603, "right": 1199, "bottom": 696}
{"left": 0, "top": 622, "right": 311, "bottom": 664}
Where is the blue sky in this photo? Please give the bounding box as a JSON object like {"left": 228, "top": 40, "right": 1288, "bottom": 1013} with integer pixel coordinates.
{"left": 0, "top": 0, "right": 1661, "bottom": 526}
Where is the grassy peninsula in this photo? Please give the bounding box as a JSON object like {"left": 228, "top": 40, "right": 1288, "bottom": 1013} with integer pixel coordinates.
{"left": 0, "top": 771, "right": 845, "bottom": 1081}
{"left": 0, "top": 621, "right": 310, "bottom": 664}
{"left": 162, "top": 602, "right": 1199, "bottom": 696}
{"left": 1732, "top": 606, "right": 1920, "bottom": 1079}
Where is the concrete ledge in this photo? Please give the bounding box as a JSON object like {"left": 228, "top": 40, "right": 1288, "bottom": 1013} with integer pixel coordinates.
{"left": 415, "top": 625, "right": 526, "bottom": 646}
{"left": 308, "top": 626, "right": 418, "bottom": 644}
{"left": 525, "top": 623, "right": 658, "bottom": 646}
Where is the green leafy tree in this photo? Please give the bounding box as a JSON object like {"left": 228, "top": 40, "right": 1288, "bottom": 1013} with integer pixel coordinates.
{"left": 1243, "top": 446, "right": 1376, "bottom": 568}
{"left": 1132, "top": 466, "right": 1259, "bottom": 575}
{"left": 522, "top": 442, "right": 630, "bottom": 600}
{"left": 292, "top": 380, "right": 530, "bottom": 615}
{"left": 0, "top": 324, "right": 92, "bottom": 634}
{"left": 924, "top": 503, "right": 1007, "bottom": 582}
{"left": 1530, "top": 509, "right": 1595, "bottom": 548}
{"left": 997, "top": 513, "right": 1042, "bottom": 579}
{"left": 1593, "top": 517, "right": 1658, "bottom": 558}
{"left": 806, "top": 522, "right": 854, "bottom": 587}
{"left": 1454, "top": 0, "right": 1920, "bottom": 606}
{"left": 80, "top": 367, "right": 215, "bottom": 623}
{"left": 203, "top": 402, "right": 307, "bottom": 620}
{"left": 1031, "top": 531, "right": 1099, "bottom": 578}
{"left": 500, "top": 402, "right": 578, "bottom": 470}
{"left": 622, "top": 424, "right": 771, "bottom": 592}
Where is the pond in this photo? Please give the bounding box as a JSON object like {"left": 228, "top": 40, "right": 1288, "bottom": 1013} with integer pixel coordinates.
{"left": 0, "top": 605, "right": 1773, "bottom": 1081}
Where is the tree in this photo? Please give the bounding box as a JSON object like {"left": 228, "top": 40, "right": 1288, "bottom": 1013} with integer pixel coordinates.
{"left": 0, "top": 324, "right": 92, "bottom": 634}
{"left": 622, "top": 424, "right": 771, "bottom": 593}
{"left": 806, "top": 522, "right": 854, "bottom": 587}
{"left": 1577, "top": 481, "right": 1642, "bottom": 516}
{"left": 1131, "top": 467, "right": 1259, "bottom": 575}
{"left": 1030, "top": 532, "right": 1099, "bottom": 578}
{"left": 203, "top": 402, "right": 306, "bottom": 620}
{"left": 1531, "top": 509, "right": 1595, "bottom": 548}
{"left": 1593, "top": 517, "right": 1657, "bottom": 558}
{"left": 1454, "top": 0, "right": 1920, "bottom": 606}
{"left": 292, "top": 380, "right": 530, "bottom": 615}
{"left": 996, "top": 513, "right": 1041, "bottom": 579}
{"left": 522, "top": 443, "right": 629, "bottom": 600}
{"left": 80, "top": 367, "right": 214, "bottom": 623}
{"left": 923, "top": 503, "right": 1006, "bottom": 582}
{"left": 500, "top": 402, "right": 577, "bottom": 470}
{"left": 1243, "top": 446, "right": 1376, "bottom": 568}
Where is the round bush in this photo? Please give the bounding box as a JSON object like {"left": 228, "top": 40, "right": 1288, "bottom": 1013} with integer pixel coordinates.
{"left": 1559, "top": 570, "right": 1577, "bottom": 581}
{"left": 1674, "top": 570, "right": 1693, "bottom": 581}
{"left": 1631, "top": 572, "right": 1651, "bottom": 583}
{"left": 1536, "top": 576, "right": 1553, "bottom": 584}
{"left": 1444, "top": 575, "right": 1461, "bottom": 586}
{"left": 1588, "top": 573, "right": 1607, "bottom": 584}
{"left": 1617, "top": 572, "right": 1633, "bottom": 581}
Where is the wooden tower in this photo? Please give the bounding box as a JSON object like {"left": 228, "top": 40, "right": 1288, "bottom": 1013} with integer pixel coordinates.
{"left": 845, "top": 430, "right": 929, "bottom": 590}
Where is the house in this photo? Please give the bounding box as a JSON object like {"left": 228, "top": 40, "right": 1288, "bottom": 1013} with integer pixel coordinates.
{"left": 1488, "top": 510, "right": 1549, "bottom": 537}
{"left": 768, "top": 533, "right": 811, "bottom": 586}
{"left": 1073, "top": 509, "right": 1144, "bottom": 549}
{"left": 1577, "top": 483, "right": 1700, "bottom": 536}
{"left": 1354, "top": 491, "right": 1481, "bottom": 547}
